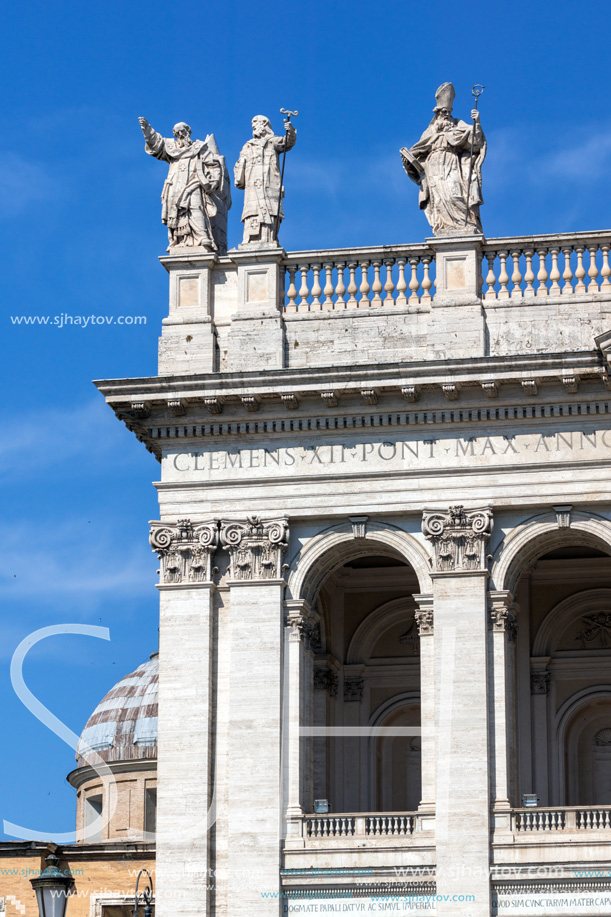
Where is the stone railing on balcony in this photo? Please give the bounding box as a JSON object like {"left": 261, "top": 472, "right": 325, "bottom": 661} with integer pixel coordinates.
{"left": 482, "top": 231, "right": 611, "bottom": 302}
{"left": 283, "top": 244, "right": 436, "bottom": 312}
{"left": 511, "top": 805, "right": 611, "bottom": 834}
{"left": 287, "top": 811, "right": 433, "bottom": 847}
{"left": 157, "top": 227, "right": 611, "bottom": 373}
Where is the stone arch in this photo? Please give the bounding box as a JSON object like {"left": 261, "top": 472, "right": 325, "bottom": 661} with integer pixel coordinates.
{"left": 286, "top": 520, "right": 433, "bottom": 607}
{"left": 346, "top": 597, "right": 418, "bottom": 665}
{"left": 491, "top": 510, "right": 611, "bottom": 594}
{"left": 533, "top": 588, "right": 611, "bottom": 656}
{"left": 555, "top": 687, "right": 611, "bottom": 805}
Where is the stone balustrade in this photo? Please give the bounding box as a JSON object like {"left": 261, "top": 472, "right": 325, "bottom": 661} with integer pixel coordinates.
{"left": 300, "top": 811, "right": 420, "bottom": 840}
{"left": 283, "top": 245, "right": 435, "bottom": 312}
{"left": 482, "top": 232, "right": 611, "bottom": 301}
{"left": 280, "top": 231, "right": 611, "bottom": 313}
{"left": 512, "top": 805, "right": 611, "bottom": 833}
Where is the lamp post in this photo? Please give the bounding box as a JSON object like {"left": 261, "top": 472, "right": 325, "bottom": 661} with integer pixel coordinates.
{"left": 133, "top": 868, "right": 154, "bottom": 917}
{"left": 30, "top": 853, "right": 73, "bottom": 917}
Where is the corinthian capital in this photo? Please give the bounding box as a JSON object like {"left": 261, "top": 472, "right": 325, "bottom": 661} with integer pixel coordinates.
{"left": 422, "top": 505, "right": 493, "bottom": 573}
{"left": 220, "top": 516, "right": 288, "bottom": 582}
{"left": 149, "top": 518, "right": 219, "bottom": 585}
{"left": 489, "top": 590, "right": 518, "bottom": 641}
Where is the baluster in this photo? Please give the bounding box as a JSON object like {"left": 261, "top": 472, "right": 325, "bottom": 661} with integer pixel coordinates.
{"left": 497, "top": 250, "right": 510, "bottom": 299}
{"left": 588, "top": 245, "right": 600, "bottom": 291}
{"left": 371, "top": 260, "right": 383, "bottom": 306}
{"left": 335, "top": 261, "right": 346, "bottom": 308}
{"left": 561, "top": 247, "right": 574, "bottom": 294}
{"left": 285, "top": 265, "right": 298, "bottom": 312}
{"left": 298, "top": 263, "right": 310, "bottom": 310}
{"left": 536, "top": 248, "right": 549, "bottom": 296}
{"left": 485, "top": 252, "right": 497, "bottom": 300}
{"left": 549, "top": 248, "right": 561, "bottom": 295}
{"left": 575, "top": 246, "right": 586, "bottom": 292}
{"left": 600, "top": 245, "right": 611, "bottom": 291}
{"left": 310, "top": 264, "right": 322, "bottom": 311}
{"left": 524, "top": 250, "right": 535, "bottom": 296}
{"left": 395, "top": 258, "right": 408, "bottom": 306}
{"left": 346, "top": 261, "right": 358, "bottom": 307}
{"left": 384, "top": 259, "right": 396, "bottom": 304}
{"left": 511, "top": 249, "right": 523, "bottom": 299}
{"left": 408, "top": 256, "right": 421, "bottom": 304}
{"left": 322, "top": 262, "right": 334, "bottom": 310}
{"left": 421, "top": 256, "right": 433, "bottom": 303}
{"left": 359, "top": 260, "right": 371, "bottom": 307}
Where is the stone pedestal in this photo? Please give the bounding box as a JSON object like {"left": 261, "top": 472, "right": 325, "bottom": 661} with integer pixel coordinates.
{"left": 427, "top": 234, "right": 485, "bottom": 360}
{"left": 158, "top": 252, "right": 218, "bottom": 375}
{"left": 225, "top": 248, "right": 286, "bottom": 372}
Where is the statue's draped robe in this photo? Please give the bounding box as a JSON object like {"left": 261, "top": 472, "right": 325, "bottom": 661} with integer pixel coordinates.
{"left": 144, "top": 129, "right": 223, "bottom": 250}
{"left": 234, "top": 127, "right": 296, "bottom": 229}
{"left": 408, "top": 117, "right": 486, "bottom": 235}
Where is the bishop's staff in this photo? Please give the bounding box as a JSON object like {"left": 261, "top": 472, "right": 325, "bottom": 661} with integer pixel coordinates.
{"left": 464, "top": 84, "right": 485, "bottom": 227}
{"left": 274, "top": 108, "right": 298, "bottom": 241}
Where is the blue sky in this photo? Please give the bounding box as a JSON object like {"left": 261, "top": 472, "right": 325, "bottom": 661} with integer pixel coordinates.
{"left": 2, "top": 0, "right": 611, "bottom": 840}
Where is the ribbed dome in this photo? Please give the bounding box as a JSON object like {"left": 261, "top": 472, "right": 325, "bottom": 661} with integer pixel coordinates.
{"left": 75, "top": 653, "right": 158, "bottom": 767}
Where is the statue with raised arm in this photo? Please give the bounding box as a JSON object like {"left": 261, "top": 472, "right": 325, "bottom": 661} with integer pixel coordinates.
{"left": 400, "top": 83, "right": 486, "bottom": 236}
{"left": 138, "top": 118, "right": 231, "bottom": 254}
{"left": 234, "top": 115, "right": 297, "bottom": 246}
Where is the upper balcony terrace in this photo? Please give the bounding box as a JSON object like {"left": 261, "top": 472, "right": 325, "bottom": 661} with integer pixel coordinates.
{"left": 157, "top": 230, "right": 611, "bottom": 379}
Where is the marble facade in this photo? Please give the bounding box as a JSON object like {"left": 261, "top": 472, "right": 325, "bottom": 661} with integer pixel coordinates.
{"left": 96, "top": 230, "right": 611, "bottom": 917}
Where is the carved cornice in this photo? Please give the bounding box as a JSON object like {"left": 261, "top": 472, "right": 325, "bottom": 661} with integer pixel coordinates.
{"left": 150, "top": 518, "right": 218, "bottom": 585}
{"left": 423, "top": 505, "right": 493, "bottom": 573}
{"left": 220, "top": 516, "right": 288, "bottom": 582}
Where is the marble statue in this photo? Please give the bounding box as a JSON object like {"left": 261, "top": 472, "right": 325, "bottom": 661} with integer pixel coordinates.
{"left": 400, "top": 83, "right": 486, "bottom": 236}
{"left": 139, "top": 118, "right": 231, "bottom": 254}
{"left": 234, "top": 115, "right": 297, "bottom": 246}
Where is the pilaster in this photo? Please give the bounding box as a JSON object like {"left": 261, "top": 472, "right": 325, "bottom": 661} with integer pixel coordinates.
{"left": 413, "top": 593, "right": 435, "bottom": 816}
{"left": 220, "top": 516, "right": 288, "bottom": 917}
{"left": 488, "top": 590, "right": 518, "bottom": 817}
{"left": 149, "top": 518, "right": 218, "bottom": 917}
{"left": 423, "top": 505, "right": 493, "bottom": 917}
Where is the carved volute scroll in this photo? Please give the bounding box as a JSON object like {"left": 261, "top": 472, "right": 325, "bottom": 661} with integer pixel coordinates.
{"left": 422, "top": 505, "right": 493, "bottom": 573}
{"left": 150, "top": 518, "right": 219, "bottom": 585}
{"left": 220, "top": 516, "right": 289, "bottom": 581}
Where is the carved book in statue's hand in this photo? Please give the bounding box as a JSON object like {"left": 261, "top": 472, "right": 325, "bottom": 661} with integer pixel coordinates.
{"left": 400, "top": 147, "right": 424, "bottom": 186}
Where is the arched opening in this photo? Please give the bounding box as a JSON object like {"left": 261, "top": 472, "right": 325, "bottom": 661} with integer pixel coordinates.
{"left": 508, "top": 531, "right": 611, "bottom": 807}
{"left": 311, "top": 550, "right": 423, "bottom": 814}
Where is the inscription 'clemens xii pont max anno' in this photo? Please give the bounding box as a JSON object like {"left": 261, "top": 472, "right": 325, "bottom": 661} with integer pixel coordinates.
{"left": 163, "top": 425, "right": 611, "bottom": 480}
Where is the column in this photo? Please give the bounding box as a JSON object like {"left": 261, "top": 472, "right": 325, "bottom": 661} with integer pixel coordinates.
{"left": 423, "top": 505, "right": 493, "bottom": 917}
{"left": 488, "top": 591, "right": 518, "bottom": 811}
{"left": 283, "top": 599, "right": 318, "bottom": 834}
{"left": 414, "top": 593, "right": 435, "bottom": 815}
{"left": 220, "top": 517, "right": 289, "bottom": 917}
{"left": 530, "top": 657, "right": 551, "bottom": 805}
{"left": 150, "top": 518, "right": 218, "bottom": 917}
